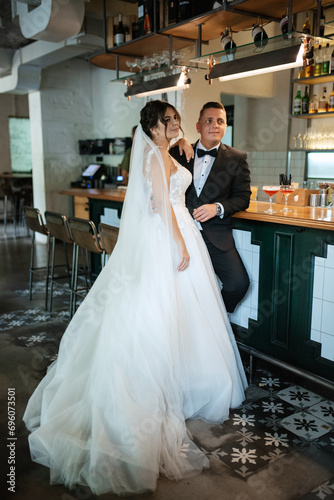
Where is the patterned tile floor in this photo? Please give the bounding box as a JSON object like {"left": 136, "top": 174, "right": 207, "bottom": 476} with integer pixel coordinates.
{"left": 201, "top": 368, "right": 334, "bottom": 498}
{"left": 1, "top": 236, "right": 334, "bottom": 499}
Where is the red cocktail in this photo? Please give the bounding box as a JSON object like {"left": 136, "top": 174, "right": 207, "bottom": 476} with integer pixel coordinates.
{"left": 280, "top": 185, "right": 296, "bottom": 213}
{"left": 262, "top": 186, "right": 280, "bottom": 214}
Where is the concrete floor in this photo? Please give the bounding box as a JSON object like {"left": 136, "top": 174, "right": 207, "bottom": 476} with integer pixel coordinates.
{"left": 0, "top": 229, "right": 334, "bottom": 500}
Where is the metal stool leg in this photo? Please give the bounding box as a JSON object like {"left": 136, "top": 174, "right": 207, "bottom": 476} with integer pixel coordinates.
{"left": 4, "top": 194, "right": 7, "bottom": 237}
{"left": 48, "top": 236, "right": 56, "bottom": 312}
{"left": 29, "top": 231, "right": 35, "bottom": 301}
{"left": 70, "top": 242, "right": 79, "bottom": 318}
{"left": 45, "top": 234, "right": 50, "bottom": 311}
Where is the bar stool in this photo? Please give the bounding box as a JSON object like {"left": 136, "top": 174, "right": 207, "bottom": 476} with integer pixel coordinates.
{"left": 2, "top": 183, "right": 26, "bottom": 238}
{"left": 98, "top": 222, "right": 119, "bottom": 267}
{"left": 24, "top": 206, "right": 50, "bottom": 310}
{"left": 44, "top": 211, "right": 73, "bottom": 312}
{"left": 67, "top": 217, "right": 104, "bottom": 318}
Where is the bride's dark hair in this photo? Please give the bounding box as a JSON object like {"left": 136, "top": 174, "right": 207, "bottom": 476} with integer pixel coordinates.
{"left": 140, "top": 100, "right": 182, "bottom": 140}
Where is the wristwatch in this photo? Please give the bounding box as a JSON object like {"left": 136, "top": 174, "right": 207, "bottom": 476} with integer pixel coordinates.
{"left": 215, "top": 203, "right": 223, "bottom": 216}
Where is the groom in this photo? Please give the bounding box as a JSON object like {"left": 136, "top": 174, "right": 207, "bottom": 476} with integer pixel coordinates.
{"left": 171, "top": 101, "right": 251, "bottom": 313}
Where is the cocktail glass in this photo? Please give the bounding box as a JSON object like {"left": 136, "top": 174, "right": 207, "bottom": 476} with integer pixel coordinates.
{"left": 328, "top": 183, "right": 334, "bottom": 208}
{"left": 280, "top": 185, "right": 296, "bottom": 213}
{"left": 262, "top": 186, "right": 280, "bottom": 214}
{"left": 250, "top": 185, "right": 258, "bottom": 200}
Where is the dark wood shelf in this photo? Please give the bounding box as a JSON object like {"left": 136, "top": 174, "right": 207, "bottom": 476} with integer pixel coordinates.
{"left": 90, "top": 52, "right": 136, "bottom": 72}
{"left": 293, "top": 74, "right": 334, "bottom": 85}
{"left": 290, "top": 112, "right": 334, "bottom": 119}
{"left": 105, "top": 33, "right": 194, "bottom": 58}
{"left": 289, "top": 149, "right": 334, "bottom": 153}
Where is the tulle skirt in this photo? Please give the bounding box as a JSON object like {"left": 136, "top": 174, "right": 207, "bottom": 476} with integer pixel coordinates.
{"left": 23, "top": 204, "right": 247, "bottom": 496}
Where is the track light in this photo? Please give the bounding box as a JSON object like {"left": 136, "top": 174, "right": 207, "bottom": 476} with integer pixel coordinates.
{"left": 124, "top": 68, "right": 191, "bottom": 98}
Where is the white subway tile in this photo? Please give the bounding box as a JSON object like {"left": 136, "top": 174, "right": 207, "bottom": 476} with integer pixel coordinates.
{"left": 321, "top": 300, "right": 334, "bottom": 336}
{"left": 250, "top": 281, "right": 259, "bottom": 310}
{"left": 325, "top": 245, "right": 334, "bottom": 269}
{"left": 323, "top": 267, "right": 334, "bottom": 302}
{"left": 311, "top": 297, "right": 322, "bottom": 331}
{"left": 239, "top": 305, "right": 251, "bottom": 328}
{"left": 251, "top": 252, "right": 260, "bottom": 282}
{"left": 310, "top": 329, "right": 321, "bottom": 343}
{"left": 313, "top": 265, "right": 324, "bottom": 300}
{"left": 320, "top": 332, "right": 334, "bottom": 361}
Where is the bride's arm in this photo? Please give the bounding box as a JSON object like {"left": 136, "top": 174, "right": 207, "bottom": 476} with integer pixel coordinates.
{"left": 170, "top": 138, "right": 194, "bottom": 162}
{"left": 151, "top": 148, "right": 190, "bottom": 272}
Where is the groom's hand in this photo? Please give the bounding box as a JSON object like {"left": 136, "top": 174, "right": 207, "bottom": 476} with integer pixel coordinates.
{"left": 193, "top": 204, "right": 216, "bottom": 222}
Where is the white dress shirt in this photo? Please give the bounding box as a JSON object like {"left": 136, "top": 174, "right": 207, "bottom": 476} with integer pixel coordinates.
{"left": 193, "top": 141, "right": 224, "bottom": 230}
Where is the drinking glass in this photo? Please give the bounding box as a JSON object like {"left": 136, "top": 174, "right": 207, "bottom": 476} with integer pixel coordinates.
{"left": 250, "top": 186, "right": 258, "bottom": 200}
{"left": 280, "top": 185, "right": 296, "bottom": 213}
{"left": 262, "top": 186, "right": 280, "bottom": 214}
{"left": 328, "top": 183, "right": 334, "bottom": 208}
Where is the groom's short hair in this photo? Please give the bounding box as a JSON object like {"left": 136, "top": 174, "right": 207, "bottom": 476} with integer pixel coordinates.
{"left": 198, "top": 102, "right": 226, "bottom": 121}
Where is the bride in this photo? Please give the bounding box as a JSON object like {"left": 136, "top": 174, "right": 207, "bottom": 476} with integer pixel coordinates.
{"left": 23, "top": 100, "right": 248, "bottom": 496}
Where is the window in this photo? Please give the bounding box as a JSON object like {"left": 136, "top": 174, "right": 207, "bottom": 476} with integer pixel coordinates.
{"left": 307, "top": 152, "right": 334, "bottom": 179}
{"left": 8, "top": 117, "right": 33, "bottom": 173}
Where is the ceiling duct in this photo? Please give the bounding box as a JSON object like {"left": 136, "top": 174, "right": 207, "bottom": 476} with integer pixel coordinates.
{"left": 14, "top": 0, "right": 85, "bottom": 42}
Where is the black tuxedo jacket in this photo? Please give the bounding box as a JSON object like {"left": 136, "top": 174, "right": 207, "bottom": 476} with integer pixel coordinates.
{"left": 170, "top": 141, "right": 251, "bottom": 251}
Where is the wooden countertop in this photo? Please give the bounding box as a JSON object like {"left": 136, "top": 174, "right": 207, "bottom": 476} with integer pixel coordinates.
{"left": 60, "top": 188, "right": 126, "bottom": 202}
{"left": 60, "top": 189, "right": 334, "bottom": 231}
{"left": 234, "top": 201, "right": 334, "bottom": 231}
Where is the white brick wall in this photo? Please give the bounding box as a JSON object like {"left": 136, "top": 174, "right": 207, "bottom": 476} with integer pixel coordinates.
{"left": 230, "top": 229, "right": 260, "bottom": 328}
{"left": 311, "top": 244, "right": 334, "bottom": 361}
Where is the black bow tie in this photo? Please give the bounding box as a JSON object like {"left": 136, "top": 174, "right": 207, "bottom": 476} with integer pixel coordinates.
{"left": 197, "top": 148, "right": 217, "bottom": 158}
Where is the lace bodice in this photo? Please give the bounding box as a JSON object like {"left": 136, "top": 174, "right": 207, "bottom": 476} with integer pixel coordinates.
{"left": 169, "top": 158, "right": 192, "bottom": 207}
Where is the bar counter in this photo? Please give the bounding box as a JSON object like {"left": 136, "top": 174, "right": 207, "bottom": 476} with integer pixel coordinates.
{"left": 60, "top": 189, "right": 334, "bottom": 231}
{"left": 60, "top": 188, "right": 126, "bottom": 203}
{"left": 60, "top": 189, "right": 334, "bottom": 382}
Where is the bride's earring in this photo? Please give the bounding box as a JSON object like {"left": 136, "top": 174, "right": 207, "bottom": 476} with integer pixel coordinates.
{"left": 154, "top": 133, "right": 160, "bottom": 146}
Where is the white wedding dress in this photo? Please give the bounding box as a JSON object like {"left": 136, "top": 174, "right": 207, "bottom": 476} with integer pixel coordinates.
{"left": 23, "top": 139, "right": 247, "bottom": 496}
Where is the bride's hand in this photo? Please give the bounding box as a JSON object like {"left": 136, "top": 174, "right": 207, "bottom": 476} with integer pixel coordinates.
{"left": 177, "top": 241, "right": 190, "bottom": 272}
{"left": 177, "top": 138, "right": 194, "bottom": 163}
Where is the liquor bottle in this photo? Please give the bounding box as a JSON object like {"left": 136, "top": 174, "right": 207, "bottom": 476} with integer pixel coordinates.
{"left": 144, "top": 3, "right": 152, "bottom": 34}
{"left": 179, "top": 0, "right": 192, "bottom": 21}
{"left": 318, "top": 87, "right": 329, "bottom": 113}
{"left": 115, "top": 14, "right": 125, "bottom": 46}
{"left": 328, "top": 84, "right": 334, "bottom": 112}
{"left": 138, "top": 1, "right": 145, "bottom": 36}
{"left": 302, "top": 11, "right": 311, "bottom": 34}
{"left": 252, "top": 24, "right": 268, "bottom": 48}
{"left": 319, "top": 6, "right": 325, "bottom": 37}
{"left": 293, "top": 86, "right": 302, "bottom": 115}
{"left": 168, "top": 1, "right": 179, "bottom": 24}
{"left": 314, "top": 45, "right": 322, "bottom": 76}
{"left": 309, "top": 94, "right": 318, "bottom": 114}
{"left": 302, "top": 86, "right": 310, "bottom": 114}
{"left": 322, "top": 43, "right": 330, "bottom": 75}
{"left": 304, "top": 40, "right": 314, "bottom": 77}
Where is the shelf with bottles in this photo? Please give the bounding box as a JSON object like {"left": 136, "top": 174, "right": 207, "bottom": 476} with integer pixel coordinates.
{"left": 161, "top": 0, "right": 321, "bottom": 42}
{"left": 107, "top": 1, "right": 320, "bottom": 54}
